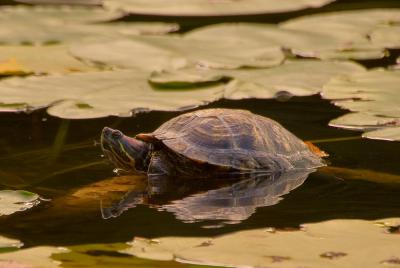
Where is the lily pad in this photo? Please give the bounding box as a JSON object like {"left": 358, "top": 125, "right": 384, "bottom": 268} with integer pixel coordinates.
{"left": 187, "top": 23, "right": 383, "bottom": 60}
{"left": 370, "top": 25, "right": 400, "bottom": 49}
{"left": 0, "top": 236, "right": 22, "bottom": 250}
{"left": 52, "top": 243, "right": 217, "bottom": 268}
{"left": 70, "top": 35, "right": 284, "bottom": 71}
{"left": 103, "top": 0, "right": 335, "bottom": 16}
{"left": 323, "top": 69, "right": 400, "bottom": 140}
{"left": 0, "top": 247, "right": 68, "bottom": 268}
{"left": 363, "top": 127, "right": 400, "bottom": 141}
{"left": 123, "top": 218, "right": 400, "bottom": 268}
{"left": 0, "top": 190, "right": 41, "bottom": 216}
{"left": 0, "top": 6, "right": 178, "bottom": 45}
{"left": 151, "top": 60, "right": 366, "bottom": 99}
{"left": 281, "top": 9, "right": 400, "bottom": 51}
{"left": 0, "top": 70, "right": 225, "bottom": 119}
{"left": 14, "top": 0, "right": 101, "bottom": 5}
{"left": 0, "top": 45, "right": 98, "bottom": 75}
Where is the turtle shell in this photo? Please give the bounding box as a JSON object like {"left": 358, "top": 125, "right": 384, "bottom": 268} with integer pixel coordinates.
{"left": 138, "top": 109, "right": 324, "bottom": 171}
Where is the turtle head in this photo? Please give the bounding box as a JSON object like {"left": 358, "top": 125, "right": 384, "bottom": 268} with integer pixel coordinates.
{"left": 101, "top": 127, "right": 150, "bottom": 173}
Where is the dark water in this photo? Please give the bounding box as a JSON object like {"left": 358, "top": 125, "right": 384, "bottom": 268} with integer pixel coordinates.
{"left": 0, "top": 96, "right": 400, "bottom": 248}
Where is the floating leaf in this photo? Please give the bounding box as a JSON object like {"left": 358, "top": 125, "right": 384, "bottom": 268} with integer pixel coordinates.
{"left": 370, "top": 25, "right": 400, "bottom": 49}
{"left": 151, "top": 60, "right": 366, "bottom": 99}
{"left": 0, "top": 59, "right": 26, "bottom": 76}
{"left": 70, "top": 35, "right": 284, "bottom": 71}
{"left": 70, "top": 36, "right": 187, "bottom": 71}
{"left": 281, "top": 9, "right": 400, "bottom": 51}
{"left": 186, "top": 23, "right": 384, "bottom": 60}
{"left": 0, "top": 45, "right": 98, "bottom": 75}
{"left": 14, "top": 0, "right": 101, "bottom": 5}
{"left": 0, "top": 6, "right": 178, "bottom": 45}
{"left": 0, "top": 190, "right": 41, "bottom": 216}
{"left": 0, "top": 70, "right": 225, "bottom": 119}
{"left": 0, "top": 236, "right": 22, "bottom": 250}
{"left": 123, "top": 218, "right": 400, "bottom": 268}
{"left": 52, "top": 243, "right": 216, "bottom": 268}
{"left": 328, "top": 113, "right": 399, "bottom": 131}
{"left": 363, "top": 127, "right": 400, "bottom": 141}
{"left": 323, "top": 69, "right": 400, "bottom": 140}
{"left": 0, "top": 247, "right": 67, "bottom": 268}
{"left": 103, "top": 0, "right": 335, "bottom": 16}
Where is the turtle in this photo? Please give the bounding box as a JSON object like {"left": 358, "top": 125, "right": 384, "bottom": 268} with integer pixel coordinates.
{"left": 100, "top": 108, "right": 325, "bottom": 178}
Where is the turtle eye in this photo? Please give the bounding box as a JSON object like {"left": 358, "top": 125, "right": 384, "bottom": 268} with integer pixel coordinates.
{"left": 111, "top": 130, "right": 123, "bottom": 139}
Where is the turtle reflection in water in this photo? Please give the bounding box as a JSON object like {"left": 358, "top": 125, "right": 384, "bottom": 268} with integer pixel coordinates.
{"left": 101, "top": 108, "right": 325, "bottom": 178}
{"left": 101, "top": 169, "right": 313, "bottom": 224}
{"left": 100, "top": 108, "right": 325, "bottom": 223}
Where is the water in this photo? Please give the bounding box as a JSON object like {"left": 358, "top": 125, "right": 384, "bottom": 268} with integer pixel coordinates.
{"left": 0, "top": 96, "right": 399, "bottom": 249}
{"left": 0, "top": 0, "right": 400, "bottom": 265}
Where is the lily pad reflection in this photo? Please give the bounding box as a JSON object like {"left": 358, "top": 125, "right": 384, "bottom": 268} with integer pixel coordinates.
{"left": 102, "top": 169, "right": 314, "bottom": 224}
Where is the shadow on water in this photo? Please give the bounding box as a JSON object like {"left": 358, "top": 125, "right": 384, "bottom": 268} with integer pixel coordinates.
{"left": 0, "top": 96, "right": 400, "bottom": 247}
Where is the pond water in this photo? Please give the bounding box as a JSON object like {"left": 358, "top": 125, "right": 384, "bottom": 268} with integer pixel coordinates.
{"left": 0, "top": 0, "right": 400, "bottom": 266}
{"left": 1, "top": 95, "right": 400, "bottom": 249}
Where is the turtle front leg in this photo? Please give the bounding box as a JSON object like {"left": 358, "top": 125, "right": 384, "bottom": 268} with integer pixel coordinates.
{"left": 147, "top": 151, "right": 174, "bottom": 177}
{"left": 147, "top": 151, "right": 175, "bottom": 195}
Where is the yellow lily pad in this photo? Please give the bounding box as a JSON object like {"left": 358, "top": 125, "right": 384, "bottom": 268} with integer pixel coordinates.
{"left": 0, "top": 6, "right": 178, "bottom": 45}
{"left": 323, "top": 69, "right": 400, "bottom": 141}
{"left": 103, "top": 0, "right": 335, "bottom": 16}
{"left": 0, "top": 70, "right": 225, "bottom": 119}
{"left": 0, "top": 247, "right": 68, "bottom": 268}
{"left": 123, "top": 218, "right": 400, "bottom": 268}
{"left": 0, "top": 190, "right": 41, "bottom": 216}
{"left": 0, "top": 45, "right": 97, "bottom": 75}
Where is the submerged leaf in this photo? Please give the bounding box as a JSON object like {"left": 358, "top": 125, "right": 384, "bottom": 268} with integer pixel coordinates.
{"left": 0, "top": 70, "right": 225, "bottom": 119}
{"left": 103, "top": 0, "right": 335, "bottom": 16}
{"left": 0, "top": 190, "right": 41, "bottom": 216}
{"left": 123, "top": 218, "right": 400, "bottom": 268}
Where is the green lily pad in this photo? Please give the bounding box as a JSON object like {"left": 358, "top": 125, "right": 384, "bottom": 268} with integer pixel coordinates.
{"left": 0, "top": 190, "right": 41, "bottom": 216}
{"left": 328, "top": 113, "right": 399, "bottom": 131}
{"left": 370, "top": 25, "right": 400, "bottom": 49}
{"left": 0, "top": 6, "right": 178, "bottom": 45}
{"left": 363, "top": 127, "right": 400, "bottom": 141}
{"left": 123, "top": 218, "right": 400, "bottom": 268}
{"left": 323, "top": 69, "right": 400, "bottom": 140}
{"left": 0, "top": 237, "right": 22, "bottom": 250}
{"left": 0, "top": 247, "right": 68, "bottom": 268}
{"left": 103, "top": 0, "right": 335, "bottom": 16}
{"left": 52, "top": 243, "right": 218, "bottom": 268}
{"left": 186, "top": 22, "right": 381, "bottom": 60}
{"left": 0, "top": 45, "right": 98, "bottom": 75}
{"left": 150, "top": 60, "right": 366, "bottom": 99}
{"left": 0, "top": 70, "right": 225, "bottom": 119}
{"left": 281, "top": 9, "right": 400, "bottom": 51}
{"left": 70, "top": 35, "right": 284, "bottom": 71}
{"left": 14, "top": 0, "right": 101, "bottom": 5}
